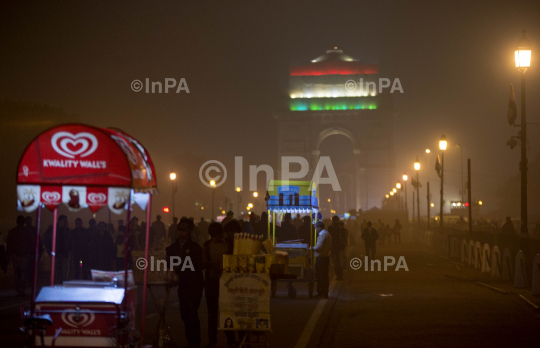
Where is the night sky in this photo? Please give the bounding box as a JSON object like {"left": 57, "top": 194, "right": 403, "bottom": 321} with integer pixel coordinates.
{"left": 1, "top": 0, "right": 539, "bottom": 226}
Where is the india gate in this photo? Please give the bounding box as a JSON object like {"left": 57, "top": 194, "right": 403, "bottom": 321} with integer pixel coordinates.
{"left": 274, "top": 48, "right": 396, "bottom": 212}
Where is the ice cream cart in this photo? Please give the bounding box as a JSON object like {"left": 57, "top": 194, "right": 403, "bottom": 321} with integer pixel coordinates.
{"left": 265, "top": 180, "right": 320, "bottom": 298}
{"left": 16, "top": 124, "right": 158, "bottom": 347}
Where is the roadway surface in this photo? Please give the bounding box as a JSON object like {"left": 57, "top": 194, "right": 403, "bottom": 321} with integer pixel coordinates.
{"left": 1, "top": 239, "right": 539, "bottom": 347}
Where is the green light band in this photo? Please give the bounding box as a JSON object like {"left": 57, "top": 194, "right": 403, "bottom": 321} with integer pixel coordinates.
{"left": 290, "top": 97, "right": 378, "bottom": 111}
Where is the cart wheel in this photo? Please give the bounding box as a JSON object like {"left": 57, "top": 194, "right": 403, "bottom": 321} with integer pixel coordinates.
{"left": 288, "top": 286, "right": 297, "bottom": 299}
{"left": 308, "top": 282, "right": 314, "bottom": 298}
{"left": 271, "top": 280, "right": 277, "bottom": 298}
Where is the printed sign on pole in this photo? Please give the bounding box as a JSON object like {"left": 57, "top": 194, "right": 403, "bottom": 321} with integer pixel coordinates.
{"left": 219, "top": 273, "right": 271, "bottom": 331}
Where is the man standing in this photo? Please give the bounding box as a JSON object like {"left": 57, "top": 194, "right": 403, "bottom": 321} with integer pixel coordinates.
{"left": 254, "top": 213, "right": 269, "bottom": 240}
{"left": 298, "top": 216, "right": 312, "bottom": 247}
{"left": 166, "top": 218, "right": 204, "bottom": 348}
{"left": 197, "top": 218, "right": 209, "bottom": 242}
{"left": 72, "top": 218, "right": 89, "bottom": 280}
{"left": 168, "top": 217, "right": 179, "bottom": 244}
{"left": 361, "top": 221, "right": 379, "bottom": 261}
{"left": 311, "top": 221, "right": 332, "bottom": 299}
{"left": 221, "top": 211, "right": 234, "bottom": 227}
{"left": 328, "top": 216, "right": 344, "bottom": 281}
{"left": 277, "top": 213, "right": 299, "bottom": 242}
{"left": 7, "top": 216, "right": 33, "bottom": 296}
{"left": 152, "top": 215, "right": 167, "bottom": 242}
{"left": 203, "top": 223, "right": 236, "bottom": 348}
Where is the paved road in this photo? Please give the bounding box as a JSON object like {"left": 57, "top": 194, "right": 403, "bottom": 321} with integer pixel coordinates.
{"left": 1, "top": 240, "right": 539, "bottom": 347}
{"left": 320, "top": 242, "right": 540, "bottom": 348}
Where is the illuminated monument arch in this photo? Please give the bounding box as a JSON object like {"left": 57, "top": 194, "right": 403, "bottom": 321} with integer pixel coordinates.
{"left": 274, "top": 48, "right": 395, "bottom": 211}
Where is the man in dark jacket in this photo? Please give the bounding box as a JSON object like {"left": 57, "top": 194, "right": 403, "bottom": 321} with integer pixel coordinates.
{"left": 72, "top": 218, "right": 89, "bottom": 279}
{"left": 298, "top": 216, "right": 313, "bottom": 247}
{"left": 254, "top": 213, "right": 269, "bottom": 241}
{"left": 276, "top": 213, "right": 299, "bottom": 242}
{"left": 328, "top": 216, "right": 344, "bottom": 281}
{"left": 361, "top": 221, "right": 379, "bottom": 261}
{"left": 7, "top": 215, "right": 34, "bottom": 295}
{"left": 166, "top": 218, "right": 204, "bottom": 348}
{"left": 203, "top": 223, "right": 236, "bottom": 348}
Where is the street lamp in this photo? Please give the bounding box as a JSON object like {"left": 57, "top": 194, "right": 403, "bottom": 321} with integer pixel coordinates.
{"left": 236, "top": 187, "right": 241, "bottom": 218}
{"left": 390, "top": 191, "right": 394, "bottom": 196}
{"left": 456, "top": 144, "right": 464, "bottom": 203}
{"left": 414, "top": 156, "right": 420, "bottom": 227}
{"left": 253, "top": 192, "right": 258, "bottom": 213}
{"left": 403, "top": 172, "right": 408, "bottom": 220}
{"left": 439, "top": 134, "right": 447, "bottom": 230}
{"left": 210, "top": 180, "right": 216, "bottom": 220}
{"left": 386, "top": 194, "right": 389, "bottom": 198}
{"left": 248, "top": 203, "right": 253, "bottom": 208}
{"left": 396, "top": 182, "right": 403, "bottom": 210}
{"left": 170, "top": 172, "right": 177, "bottom": 221}
{"left": 515, "top": 30, "right": 532, "bottom": 247}
{"left": 393, "top": 188, "right": 397, "bottom": 193}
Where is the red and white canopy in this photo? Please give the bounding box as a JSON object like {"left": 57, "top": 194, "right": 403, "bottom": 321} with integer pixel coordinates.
{"left": 16, "top": 124, "right": 157, "bottom": 213}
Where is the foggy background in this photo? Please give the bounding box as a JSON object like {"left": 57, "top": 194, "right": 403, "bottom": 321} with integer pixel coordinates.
{"left": 1, "top": 0, "right": 539, "bottom": 230}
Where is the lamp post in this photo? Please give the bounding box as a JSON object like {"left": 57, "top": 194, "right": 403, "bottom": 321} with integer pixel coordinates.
{"left": 236, "top": 187, "right": 241, "bottom": 217}
{"left": 170, "top": 173, "right": 177, "bottom": 222}
{"left": 455, "top": 144, "right": 464, "bottom": 202}
{"left": 414, "top": 157, "right": 421, "bottom": 227}
{"left": 210, "top": 181, "right": 217, "bottom": 218}
{"left": 515, "top": 30, "right": 532, "bottom": 245}
{"left": 439, "top": 135, "right": 447, "bottom": 230}
{"left": 253, "top": 192, "right": 258, "bottom": 214}
{"left": 403, "top": 173, "right": 408, "bottom": 221}
{"left": 396, "top": 183, "right": 402, "bottom": 210}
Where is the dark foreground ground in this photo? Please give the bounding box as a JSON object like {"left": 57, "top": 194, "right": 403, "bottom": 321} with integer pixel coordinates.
{"left": 1, "top": 238, "right": 539, "bottom": 347}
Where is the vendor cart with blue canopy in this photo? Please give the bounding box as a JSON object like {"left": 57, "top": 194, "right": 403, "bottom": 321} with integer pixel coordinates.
{"left": 265, "top": 180, "right": 320, "bottom": 298}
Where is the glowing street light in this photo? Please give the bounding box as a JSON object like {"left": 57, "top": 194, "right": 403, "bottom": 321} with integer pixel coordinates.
{"left": 439, "top": 135, "right": 447, "bottom": 151}
{"left": 386, "top": 194, "right": 389, "bottom": 198}
{"left": 236, "top": 187, "right": 241, "bottom": 217}
{"left": 248, "top": 203, "right": 253, "bottom": 208}
{"left": 393, "top": 188, "right": 397, "bottom": 193}
{"left": 414, "top": 157, "right": 420, "bottom": 171}
{"left": 426, "top": 149, "right": 430, "bottom": 153}
{"left": 431, "top": 203, "right": 435, "bottom": 207}
{"left": 170, "top": 172, "right": 177, "bottom": 221}
{"left": 514, "top": 30, "right": 532, "bottom": 246}
{"left": 396, "top": 183, "right": 401, "bottom": 189}
{"left": 253, "top": 192, "right": 258, "bottom": 197}
{"left": 390, "top": 191, "right": 394, "bottom": 196}
{"left": 210, "top": 180, "right": 216, "bottom": 219}
{"left": 402, "top": 172, "right": 408, "bottom": 217}
{"left": 439, "top": 135, "right": 447, "bottom": 229}
{"left": 515, "top": 30, "right": 531, "bottom": 68}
